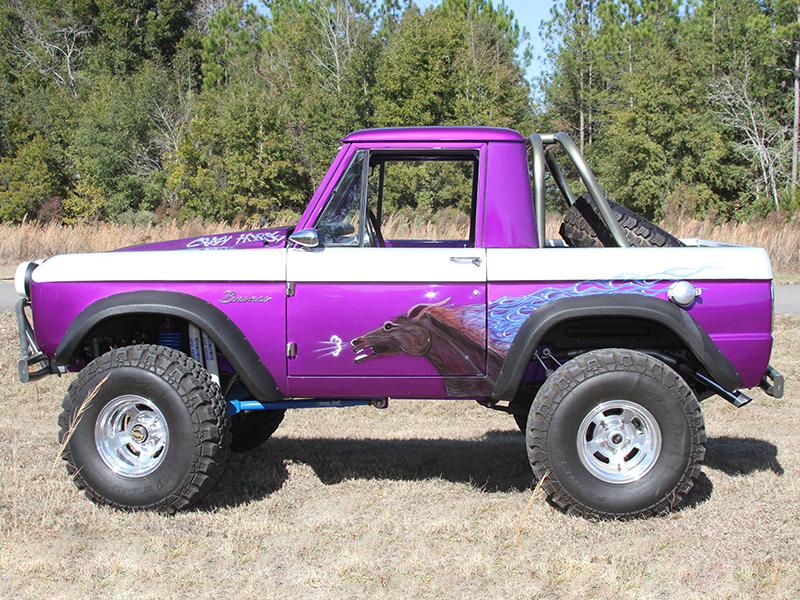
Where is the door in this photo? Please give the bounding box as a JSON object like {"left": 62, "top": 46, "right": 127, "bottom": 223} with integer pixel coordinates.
{"left": 285, "top": 147, "right": 491, "bottom": 399}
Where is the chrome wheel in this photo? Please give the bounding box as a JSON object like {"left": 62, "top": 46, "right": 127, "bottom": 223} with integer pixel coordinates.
{"left": 528, "top": 349, "right": 704, "bottom": 518}
{"left": 61, "top": 345, "right": 230, "bottom": 511}
{"left": 95, "top": 395, "right": 169, "bottom": 478}
{"left": 577, "top": 400, "right": 662, "bottom": 484}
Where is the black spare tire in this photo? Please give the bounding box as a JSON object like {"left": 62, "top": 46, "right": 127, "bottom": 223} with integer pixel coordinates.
{"left": 560, "top": 193, "right": 684, "bottom": 248}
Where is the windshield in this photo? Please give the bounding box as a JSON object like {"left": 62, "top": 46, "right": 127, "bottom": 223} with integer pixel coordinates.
{"left": 315, "top": 150, "right": 365, "bottom": 246}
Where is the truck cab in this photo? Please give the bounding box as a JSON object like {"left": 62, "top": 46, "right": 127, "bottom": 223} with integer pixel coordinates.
{"left": 15, "top": 126, "right": 784, "bottom": 519}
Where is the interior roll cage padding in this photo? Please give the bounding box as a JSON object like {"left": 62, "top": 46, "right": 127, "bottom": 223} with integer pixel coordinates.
{"left": 526, "top": 132, "right": 632, "bottom": 249}
{"left": 53, "top": 290, "right": 283, "bottom": 403}
{"left": 358, "top": 148, "right": 370, "bottom": 248}
{"left": 528, "top": 135, "right": 546, "bottom": 247}
{"left": 491, "top": 294, "right": 742, "bottom": 403}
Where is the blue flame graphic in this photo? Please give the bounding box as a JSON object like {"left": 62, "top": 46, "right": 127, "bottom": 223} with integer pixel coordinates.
{"left": 488, "top": 279, "right": 669, "bottom": 353}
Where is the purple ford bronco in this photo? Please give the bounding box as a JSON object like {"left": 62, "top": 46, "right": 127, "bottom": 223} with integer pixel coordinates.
{"left": 15, "top": 127, "right": 784, "bottom": 519}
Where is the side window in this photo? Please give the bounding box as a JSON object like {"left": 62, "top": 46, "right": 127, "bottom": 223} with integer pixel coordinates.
{"left": 368, "top": 154, "right": 477, "bottom": 248}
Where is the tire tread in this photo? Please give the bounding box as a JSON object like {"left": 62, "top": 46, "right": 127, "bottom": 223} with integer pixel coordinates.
{"left": 58, "top": 344, "right": 231, "bottom": 513}
{"left": 528, "top": 348, "right": 705, "bottom": 519}
{"left": 560, "top": 194, "right": 684, "bottom": 248}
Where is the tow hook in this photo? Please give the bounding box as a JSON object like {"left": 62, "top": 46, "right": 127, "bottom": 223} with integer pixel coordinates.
{"left": 16, "top": 299, "right": 59, "bottom": 383}
{"left": 759, "top": 366, "right": 785, "bottom": 398}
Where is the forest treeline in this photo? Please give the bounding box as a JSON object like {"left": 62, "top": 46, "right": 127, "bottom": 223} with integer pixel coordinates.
{"left": 0, "top": 0, "right": 799, "bottom": 225}
{"left": 544, "top": 0, "right": 800, "bottom": 222}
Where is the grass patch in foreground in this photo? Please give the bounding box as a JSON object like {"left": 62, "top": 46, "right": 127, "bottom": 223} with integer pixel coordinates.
{"left": 0, "top": 313, "right": 798, "bottom": 599}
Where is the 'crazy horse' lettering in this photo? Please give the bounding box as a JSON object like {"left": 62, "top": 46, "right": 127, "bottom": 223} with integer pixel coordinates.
{"left": 186, "top": 235, "right": 233, "bottom": 248}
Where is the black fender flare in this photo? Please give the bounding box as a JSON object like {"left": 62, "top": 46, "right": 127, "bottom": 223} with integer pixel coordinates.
{"left": 491, "top": 294, "right": 741, "bottom": 402}
{"left": 54, "top": 290, "right": 283, "bottom": 403}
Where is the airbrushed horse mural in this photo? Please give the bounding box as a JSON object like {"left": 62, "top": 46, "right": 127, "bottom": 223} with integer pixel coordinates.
{"left": 350, "top": 279, "right": 672, "bottom": 396}
{"left": 351, "top": 299, "right": 505, "bottom": 397}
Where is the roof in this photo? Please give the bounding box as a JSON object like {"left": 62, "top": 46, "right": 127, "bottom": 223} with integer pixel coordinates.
{"left": 342, "top": 126, "right": 526, "bottom": 143}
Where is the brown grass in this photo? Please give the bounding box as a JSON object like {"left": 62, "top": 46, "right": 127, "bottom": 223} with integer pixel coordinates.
{"left": 665, "top": 213, "right": 800, "bottom": 277}
{"left": 0, "top": 215, "right": 302, "bottom": 273}
{"left": 0, "top": 212, "right": 798, "bottom": 278}
{"left": 381, "top": 209, "right": 472, "bottom": 241}
{"left": 1, "top": 310, "right": 799, "bottom": 599}
{"left": 0, "top": 219, "right": 240, "bottom": 275}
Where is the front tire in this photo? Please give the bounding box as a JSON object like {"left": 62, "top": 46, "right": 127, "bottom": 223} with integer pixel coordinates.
{"left": 230, "top": 409, "right": 285, "bottom": 453}
{"left": 527, "top": 349, "right": 705, "bottom": 519}
{"left": 59, "top": 345, "right": 231, "bottom": 512}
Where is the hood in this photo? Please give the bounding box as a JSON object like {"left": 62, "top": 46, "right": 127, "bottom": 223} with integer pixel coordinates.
{"left": 114, "top": 227, "right": 291, "bottom": 252}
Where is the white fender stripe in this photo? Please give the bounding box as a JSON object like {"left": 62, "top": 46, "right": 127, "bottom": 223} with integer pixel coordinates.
{"left": 32, "top": 248, "right": 286, "bottom": 283}
{"left": 487, "top": 247, "right": 773, "bottom": 282}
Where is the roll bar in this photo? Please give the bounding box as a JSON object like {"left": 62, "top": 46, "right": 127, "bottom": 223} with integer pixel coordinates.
{"left": 527, "top": 132, "right": 631, "bottom": 248}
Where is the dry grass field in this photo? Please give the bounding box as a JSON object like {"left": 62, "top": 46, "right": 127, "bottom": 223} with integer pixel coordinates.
{"left": 1, "top": 210, "right": 799, "bottom": 276}
{"left": 0, "top": 309, "right": 799, "bottom": 599}
{"left": 666, "top": 213, "right": 800, "bottom": 280}
{"left": 0, "top": 214, "right": 798, "bottom": 598}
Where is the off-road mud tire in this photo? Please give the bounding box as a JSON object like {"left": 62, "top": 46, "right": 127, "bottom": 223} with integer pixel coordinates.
{"left": 526, "top": 348, "right": 705, "bottom": 519}
{"left": 560, "top": 194, "right": 684, "bottom": 248}
{"left": 230, "top": 409, "right": 285, "bottom": 453}
{"left": 58, "top": 344, "right": 231, "bottom": 513}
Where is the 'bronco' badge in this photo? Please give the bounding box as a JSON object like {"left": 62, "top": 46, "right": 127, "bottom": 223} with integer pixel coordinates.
{"left": 220, "top": 291, "right": 272, "bottom": 304}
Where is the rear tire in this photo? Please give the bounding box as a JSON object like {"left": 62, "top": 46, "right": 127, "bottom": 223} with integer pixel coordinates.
{"left": 527, "top": 349, "right": 705, "bottom": 519}
{"left": 59, "top": 345, "right": 231, "bottom": 513}
{"left": 560, "top": 194, "right": 684, "bottom": 248}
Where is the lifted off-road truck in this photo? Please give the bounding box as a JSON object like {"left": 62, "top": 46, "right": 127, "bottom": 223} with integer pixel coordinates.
{"left": 16, "top": 127, "right": 784, "bottom": 519}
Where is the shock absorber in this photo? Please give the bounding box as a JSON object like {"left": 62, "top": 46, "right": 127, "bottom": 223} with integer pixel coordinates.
{"left": 188, "top": 323, "right": 220, "bottom": 387}
{"left": 158, "top": 330, "right": 184, "bottom": 351}
{"left": 158, "top": 318, "right": 184, "bottom": 352}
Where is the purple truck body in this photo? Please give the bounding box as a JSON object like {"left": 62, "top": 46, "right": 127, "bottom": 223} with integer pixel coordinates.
{"left": 14, "top": 126, "right": 784, "bottom": 518}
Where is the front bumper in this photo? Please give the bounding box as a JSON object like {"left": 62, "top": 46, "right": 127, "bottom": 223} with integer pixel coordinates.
{"left": 16, "top": 298, "right": 60, "bottom": 382}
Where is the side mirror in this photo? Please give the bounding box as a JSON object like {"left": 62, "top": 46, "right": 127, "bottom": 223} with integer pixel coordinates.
{"left": 289, "top": 228, "right": 319, "bottom": 249}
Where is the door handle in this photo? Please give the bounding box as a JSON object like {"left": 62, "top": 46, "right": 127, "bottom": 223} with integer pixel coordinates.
{"left": 450, "top": 256, "right": 482, "bottom": 267}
